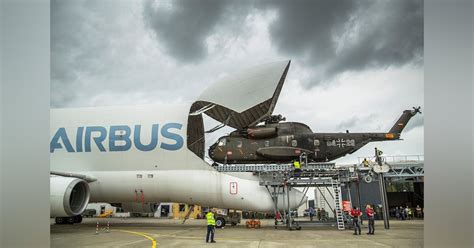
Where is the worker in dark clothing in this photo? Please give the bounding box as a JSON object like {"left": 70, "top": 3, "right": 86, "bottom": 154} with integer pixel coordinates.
{"left": 365, "top": 204, "right": 375, "bottom": 235}
{"left": 350, "top": 206, "right": 362, "bottom": 235}
{"left": 309, "top": 207, "right": 315, "bottom": 221}
{"left": 321, "top": 208, "right": 327, "bottom": 221}
{"left": 205, "top": 209, "right": 216, "bottom": 243}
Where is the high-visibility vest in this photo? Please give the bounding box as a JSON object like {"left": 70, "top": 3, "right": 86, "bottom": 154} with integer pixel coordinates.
{"left": 206, "top": 212, "right": 215, "bottom": 226}
{"left": 293, "top": 161, "right": 301, "bottom": 169}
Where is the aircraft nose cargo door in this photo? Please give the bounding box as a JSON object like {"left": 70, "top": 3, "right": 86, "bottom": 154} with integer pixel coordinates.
{"left": 191, "top": 60, "right": 291, "bottom": 131}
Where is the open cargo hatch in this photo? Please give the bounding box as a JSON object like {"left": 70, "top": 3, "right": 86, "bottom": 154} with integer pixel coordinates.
{"left": 190, "top": 60, "right": 291, "bottom": 130}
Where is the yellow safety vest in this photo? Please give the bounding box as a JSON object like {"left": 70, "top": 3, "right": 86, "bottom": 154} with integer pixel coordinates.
{"left": 363, "top": 160, "right": 369, "bottom": 167}
{"left": 206, "top": 212, "right": 215, "bottom": 226}
{"left": 293, "top": 161, "right": 301, "bottom": 169}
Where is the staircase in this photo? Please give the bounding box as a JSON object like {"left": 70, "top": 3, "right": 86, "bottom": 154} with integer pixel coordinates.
{"left": 332, "top": 178, "right": 345, "bottom": 230}
{"left": 181, "top": 205, "right": 194, "bottom": 224}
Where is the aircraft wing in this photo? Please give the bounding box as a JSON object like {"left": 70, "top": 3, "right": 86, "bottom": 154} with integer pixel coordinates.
{"left": 192, "top": 60, "right": 291, "bottom": 129}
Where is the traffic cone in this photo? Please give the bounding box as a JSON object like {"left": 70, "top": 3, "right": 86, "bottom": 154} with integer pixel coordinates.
{"left": 95, "top": 221, "right": 99, "bottom": 235}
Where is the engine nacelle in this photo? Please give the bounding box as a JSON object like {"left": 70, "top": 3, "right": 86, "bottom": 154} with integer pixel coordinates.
{"left": 242, "top": 127, "right": 277, "bottom": 139}
{"left": 50, "top": 176, "right": 90, "bottom": 217}
{"left": 118, "top": 202, "right": 160, "bottom": 214}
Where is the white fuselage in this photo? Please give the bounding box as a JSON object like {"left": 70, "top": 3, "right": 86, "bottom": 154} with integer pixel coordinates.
{"left": 50, "top": 105, "right": 303, "bottom": 213}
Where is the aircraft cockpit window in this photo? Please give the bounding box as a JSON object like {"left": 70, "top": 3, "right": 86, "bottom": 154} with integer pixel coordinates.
{"left": 218, "top": 138, "right": 226, "bottom": 147}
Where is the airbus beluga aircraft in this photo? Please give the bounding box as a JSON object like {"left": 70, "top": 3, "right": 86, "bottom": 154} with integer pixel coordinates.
{"left": 50, "top": 60, "right": 307, "bottom": 224}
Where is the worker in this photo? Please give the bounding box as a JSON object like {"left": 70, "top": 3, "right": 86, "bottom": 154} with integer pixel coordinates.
{"left": 293, "top": 159, "right": 301, "bottom": 170}
{"left": 293, "top": 159, "right": 301, "bottom": 177}
{"left": 321, "top": 208, "right": 327, "bottom": 221}
{"left": 308, "top": 207, "right": 315, "bottom": 221}
{"left": 350, "top": 206, "right": 362, "bottom": 235}
{"left": 365, "top": 204, "right": 375, "bottom": 235}
{"left": 415, "top": 205, "right": 422, "bottom": 219}
{"left": 205, "top": 209, "right": 216, "bottom": 243}
{"left": 363, "top": 158, "right": 369, "bottom": 167}
{"left": 317, "top": 208, "right": 321, "bottom": 221}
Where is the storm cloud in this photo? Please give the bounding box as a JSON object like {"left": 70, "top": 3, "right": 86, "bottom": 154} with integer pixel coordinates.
{"left": 140, "top": 0, "right": 423, "bottom": 85}
{"left": 142, "top": 0, "right": 228, "bottom": 62}
{"left": 266, "top": 0, "right": 423, "bottom": 85}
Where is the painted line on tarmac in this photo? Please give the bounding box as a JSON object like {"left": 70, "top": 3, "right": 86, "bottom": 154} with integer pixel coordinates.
{"left": 117, "top": 229, "right": 157, "bottom": 248}
{"left": 121, "top": 229, "right": 402, "bottom": 244}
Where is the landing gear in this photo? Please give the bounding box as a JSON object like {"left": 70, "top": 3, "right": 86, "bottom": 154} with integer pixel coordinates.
{"left": 74, "top": 215, "right": 83, "bottom": 223}
{"left": 55, "top": 217, "right": 65, "bottom": 224}
{"left": 55, "top": 215, "right": 82, "bottom": 225}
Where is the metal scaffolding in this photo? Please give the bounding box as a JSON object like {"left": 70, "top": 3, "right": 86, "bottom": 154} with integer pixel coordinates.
{"left": 214, "top": 155, "right": 424, "bottom": 231}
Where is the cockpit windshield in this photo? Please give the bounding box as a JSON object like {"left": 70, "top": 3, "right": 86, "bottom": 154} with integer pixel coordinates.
{"left": 218, "top": 138, "right": 226, "bottom": 147}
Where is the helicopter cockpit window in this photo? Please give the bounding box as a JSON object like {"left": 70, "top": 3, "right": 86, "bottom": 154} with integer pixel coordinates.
{"left": 218, "top": 138, "right": 226, "bottom": 147}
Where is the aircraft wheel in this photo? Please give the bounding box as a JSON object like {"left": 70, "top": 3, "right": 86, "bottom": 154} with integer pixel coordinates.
{"left": 215, "top": 217, "right": 225, "bottom": 229}
{"left": 55, "top": 217, "right": 65, "bottom": 225}
{"left": 74, "top": 215, "right": 83, "bottom": 223}
{"left": 66, "top": 217, "right": 75, "bottom": 224}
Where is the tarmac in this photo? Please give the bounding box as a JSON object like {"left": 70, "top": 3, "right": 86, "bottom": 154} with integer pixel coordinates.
{"left": 51, "top": 218, "right": 423, "bottom": 248}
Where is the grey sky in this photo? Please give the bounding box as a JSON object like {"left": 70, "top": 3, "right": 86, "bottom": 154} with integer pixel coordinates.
{"left": 51, "top": 0, "right": 424, "bottom": 163}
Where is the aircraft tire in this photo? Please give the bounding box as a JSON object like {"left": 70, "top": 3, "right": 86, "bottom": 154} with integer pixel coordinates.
{"left": 55, "top": 217, "right": 65, "bottom": 225}
{"left": 74, "top": 215, "right": 83, "bottom": 223}
{"left": 215, "top": 217, "right": 225, "bottom": 229}
{"left": 66, "top": 217, "right": 75, "bottom": 224}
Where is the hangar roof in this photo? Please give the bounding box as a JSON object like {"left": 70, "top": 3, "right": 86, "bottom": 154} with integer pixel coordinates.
{"left": 191, "top": 60, "right": 291, "bottom": 129}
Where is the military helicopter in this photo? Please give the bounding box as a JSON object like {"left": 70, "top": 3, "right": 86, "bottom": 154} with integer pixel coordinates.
{"left": 209, "top": 107, "right": 421, "bottom": 164}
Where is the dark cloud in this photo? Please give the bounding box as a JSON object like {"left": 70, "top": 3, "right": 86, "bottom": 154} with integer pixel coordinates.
{"left": 51, "top": 0, "right": 423, "bottom": 108}
{"left": 321, "top": 0, "right": 424, "bottom": 82}
{"left": 51, "top": 0, "right": 120, "bottom": 107}
{"left": 141, "top": 0, "right": 423, "bottom": 85}
{"left": 265, "top": 0, "right": 356, "bottom": 62}
{"left": 142, "top": 0, "right": 228, "bottom": 62}
{"left": 265, "top": 0, "right": 423, "bottom": 86}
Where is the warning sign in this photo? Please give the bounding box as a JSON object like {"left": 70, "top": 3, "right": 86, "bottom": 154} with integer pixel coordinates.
{"left": 230, "top": 182, "right": 238, "bottom": 195}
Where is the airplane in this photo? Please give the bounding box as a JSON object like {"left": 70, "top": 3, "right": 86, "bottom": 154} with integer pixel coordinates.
{"left": 50, "top": 60, "right": 307, "bottom": 225}
{"left": 208, "top": 107, "right": 421, "bottom": 164}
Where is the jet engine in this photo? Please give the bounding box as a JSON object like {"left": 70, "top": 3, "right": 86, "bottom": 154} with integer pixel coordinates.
{"left": 50, "top": 176, "right": 90, "bottom": 217}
